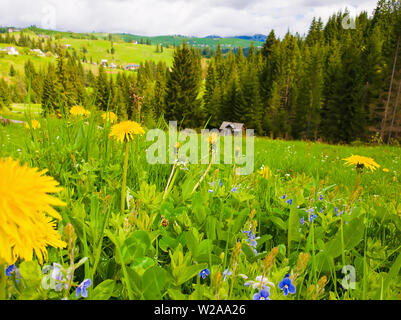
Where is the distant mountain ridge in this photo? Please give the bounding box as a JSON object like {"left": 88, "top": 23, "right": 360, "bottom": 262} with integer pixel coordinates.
{"left": 204, "top": 34, "right": 267, "bottom": 42}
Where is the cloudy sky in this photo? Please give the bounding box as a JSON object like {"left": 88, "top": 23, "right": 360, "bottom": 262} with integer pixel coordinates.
{"left": 0, "top": 0, "right": 378, "bottom": 38}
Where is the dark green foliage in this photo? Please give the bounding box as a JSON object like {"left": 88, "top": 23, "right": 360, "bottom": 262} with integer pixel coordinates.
{"left": 165, "top": 41, "right": 203, "bottom": 128}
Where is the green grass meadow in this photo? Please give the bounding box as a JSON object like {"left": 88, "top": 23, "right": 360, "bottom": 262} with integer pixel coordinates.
{"left": 1, "top": 109, "right": 401, "bottom": 300}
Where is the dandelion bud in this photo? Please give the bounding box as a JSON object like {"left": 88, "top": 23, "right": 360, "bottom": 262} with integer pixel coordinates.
{"left": 295, "top": 252, "right": 309, "bottom": 274}
{"left": 262, "top": 247, "right": 279, "bottom": 272}
{"left": 235, "top": 146, "right": 240, "bottom": 157}
{"left": 232, "top": 241, "right": 242, "bottom": 261}
{"left": 213, "top": 271, "right": 223, "bottom": 292}
{"left": 64, "top": 223, "right": 77, "bottom": 248}
{"left": 317, "top": 275, "right": 327, "bottom": 290}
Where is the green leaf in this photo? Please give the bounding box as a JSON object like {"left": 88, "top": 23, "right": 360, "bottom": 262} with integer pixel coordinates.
{"left": 19, "top": 260, "right": 42, "bottom": 288}
{"left": 185, "top": 230, "right": 199, "bottom": 258}
{"left": 92, "top": 280, "right": 115, "bottom": 300}
{"left": 168, "top": 288, "right": 187, "bottom": 300}
{"left": 288, "top": 208, "right": 302, "bottom": 246}
{"left": 268, "top": 216, "right": 287, "bottom": 230}
{"left": 120, "top": 230, "right": 151, "bottom": 264}
{"left": 130, "top": 257, "right": 156, "bottom": 276}
{"left": 142, "top": 266, "right": 169, "bottom": 300}
{"left": 325, "top": 218, "right": 364, "bottom": 258}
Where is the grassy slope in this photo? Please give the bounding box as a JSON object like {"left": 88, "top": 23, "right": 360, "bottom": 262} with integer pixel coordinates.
{"left": 0, "top": 32, "right": 175, "bottom": 82}
{"left": 59, "top": 38, "right": 174, "bottom": 66}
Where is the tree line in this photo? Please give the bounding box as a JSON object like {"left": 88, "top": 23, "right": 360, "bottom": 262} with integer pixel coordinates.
{"left": 1, "top": 0, "right": 401, "bottom": 144}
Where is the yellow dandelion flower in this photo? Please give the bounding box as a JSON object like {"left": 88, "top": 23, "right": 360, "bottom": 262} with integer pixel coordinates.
{"left": 383, "top": 168, "right": 389, "bottom": 173}
{"left": 109, "top": 120, "right": 145, "bottom": 143}
{"left": 258, "top": 166, "right": 272, "bottom": 180}
{"left": 70, "top": 106, "right": 91, "bottom": 117}
{"left": 25, "top": 119, "right": 41, "bottom": 130}
{"left": 208, "top": 132, "right": 219, "bottom": 145}
{"left": 342, "top": 155, "right": 380, "bottom": 172}
{"left": 101, "top": 111, "right": 117, "bottom": 123}
{"left": 0, "top": 157, "right": 66, "bottom": 265}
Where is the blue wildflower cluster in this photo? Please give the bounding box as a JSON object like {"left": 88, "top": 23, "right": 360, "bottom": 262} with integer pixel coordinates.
{"left": 253, "top": 288, "right": 271, "bottom": 300}
{"left": 282, "top": 195, "right": 293, "bottom": 206}
{"left": 279, "top": 274, "right": 296, "bottom": 296}
{"left": 199, "top": 268, "right": 210, "bottom": 279}
{"left": 76, "top": 279, "right": 92, "bottom": 298}
{"left": 335, "top": 207, "right": 344, "bottom": 216}
{"left": 243, "top": 230, "right": 258, "bottom": 255}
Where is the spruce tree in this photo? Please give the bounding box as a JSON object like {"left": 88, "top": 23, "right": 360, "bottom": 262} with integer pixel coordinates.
{"left": 165, "top": 41, "right": 202, "bottom": 128}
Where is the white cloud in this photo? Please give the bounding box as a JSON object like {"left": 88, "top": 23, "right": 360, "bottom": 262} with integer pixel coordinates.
{"left": 0, "top": 0, "right": 378, "bottom": 38}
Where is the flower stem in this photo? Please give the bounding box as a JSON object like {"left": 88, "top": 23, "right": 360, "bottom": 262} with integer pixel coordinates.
{"left": 163, "top": 162, "right": 177, "bottom": 200}
{"left": 121, "top": 141, "right": 129, "bottom": 215}
{"left": 0, "top": 264, "right": 6, "bottom": 300}
{"left": 115, "top": 241, "right": 134, "bottom": 300}
{"left": 192, "top": 152, "right": 214, "bottom": 194}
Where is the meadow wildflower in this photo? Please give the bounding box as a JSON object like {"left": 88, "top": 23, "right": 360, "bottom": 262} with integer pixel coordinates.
{"left": 279, "top": 275, "right": 296, "bottom": 296}
{"left": 223, "top": 269, "right": 232, "bottom": 281}
{"left": 101, "top": 111, "right": 117, "bottom": 123}
{"left": 286, "top": 199, "right": 293, "bottom": 205}
{"left": 383, "top": 168, "right": 389, "bottom": 173}
{"left": 253, "top": 288, "right": 271, "bottom": 300}
{"left": 76, "top": 279, "right": 92, "bottom": 298}
{"left": 70, "top": 106, "right": 91, "bottom": 117}
{"left": 109, "top": 120, "right": 145, "bottom": 143}
{"left": 5, "top": 265, "right": 15, "bottom": 277}
{"left": 109, "top": 121, "right": 144, "bottom": 214}
{"left": 243, "top": 230, "right": 258, "bottom": 254}
{"left": 231, "top": 187, "right": 238, "bottom": 192}
{"left": 343, "top": 155, "right": 380, "bottom": 172}
{"left": 25, "top": 119, "right": 40, "bottom": 130}
{"left": 208, "top": 132, "right": 219, "bottom": 146}
{"left": 244, "top": 276, "right": 274, "bottom": 290}
{"left": 300, "top": 217, "right": 304, "bottom": 225}
{"left": 258, "top": 165, "right": 271, "bottom": 180}
{"left": 0, "top": 157, "right": 66, "bottom": 265}
{"left": 199, "top": 268, "right": 210, "bottom": 279}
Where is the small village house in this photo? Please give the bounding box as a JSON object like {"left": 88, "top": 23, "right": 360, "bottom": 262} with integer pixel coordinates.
{"left": 3, "top": 46, "right": 19, "bottom": 55}
{"left": 30, "top": 48, "right": 45, "bottom": 57}
{"left": 124, "top": 64, "right": 140, "bottom": 71}
{"left": 219, "top": 122, "right": 246, "bottom": 136}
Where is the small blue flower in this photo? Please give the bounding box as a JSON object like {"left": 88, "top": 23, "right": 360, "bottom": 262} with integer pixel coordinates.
{"left": 309, "top": 214, "right": 317, "bottom": 222}
{"left": 282, "top": 195, "right": 286, "bottom": 200}
{"left": 335, "top": 207, "right": 344, "bottom": 216}
{"left": 320, "top": 208, "right": 323, "bottom": 213}
{"left": 253, "top": 288, "right": 271, "bottom": 300}
{"left": 76, "top": 279, "right": 92, "bottom": 299}
{"left": 300, "top": 217, "right": 304, "bottom": 225}
{"left": 278, "top": 275, "right": 296, "bottom": 296}
{"left": 223, "top": 269, "right": 232, "bottom": 281}
{"left": 208, "top": 189, "right": 213, "bottom": 193}
{"left": 319, "top": 194, "right": 323, "bottom": 201}
{"left": 219, "top": 180, "right": 223, "bottom": 187}
{"left": 231, "top": 187, "right": 237, "bottom": 192}
{"left": 286, "top": 199, "right": 293, "bottom": 205}
{"left": 5, "top": 265, "right": 15, "bottom": 277}
{"left": 199, "top": 268, "right": 210, "bottom": 279}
